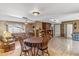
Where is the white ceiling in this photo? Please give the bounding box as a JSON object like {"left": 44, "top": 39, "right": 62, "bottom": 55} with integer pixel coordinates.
{"left": 0, "top": 3, "right": 79, "bottom": 23}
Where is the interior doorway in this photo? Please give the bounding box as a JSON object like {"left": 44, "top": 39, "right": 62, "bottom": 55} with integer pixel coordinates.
{"left": 66, "top": 24, "right": 73, "bottom": 39}
{"left": 54, "top": 24, "right": 60, "bottom": 37}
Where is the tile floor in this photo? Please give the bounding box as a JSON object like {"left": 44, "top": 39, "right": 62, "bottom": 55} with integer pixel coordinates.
{"left": 48, "top": 37, "right": 79, "bottom": 56}
{"left": 1, "top": 37, "right": 79, "bottom": 56}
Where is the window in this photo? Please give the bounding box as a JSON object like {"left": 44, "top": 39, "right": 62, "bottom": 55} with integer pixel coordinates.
{"left": 8, "top": 23, "right": 25, "bottom": 33}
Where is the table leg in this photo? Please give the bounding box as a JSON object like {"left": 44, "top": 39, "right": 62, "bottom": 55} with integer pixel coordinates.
{"left": 31, "top": 47, "right": 35, "bottom": 56}
{"left": 34, "top": 47, "right": 35, "bottom": 56}
{"left": 32, "top": 47, "right": 37, "bottom": 56}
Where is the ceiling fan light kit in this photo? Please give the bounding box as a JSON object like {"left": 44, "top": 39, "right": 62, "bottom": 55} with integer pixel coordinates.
{"left": 32, "top": 11, "right": 40, "bottom": 16}
{"left": 32, "top": 8, "right": 40, "bottom": 16}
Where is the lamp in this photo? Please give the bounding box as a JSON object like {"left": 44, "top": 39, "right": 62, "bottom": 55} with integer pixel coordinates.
{"left": 3, "top": 31, "right": 12, "bottom": 42}
{"left": 32, "top": 8, "right": 40, "bottom": 16}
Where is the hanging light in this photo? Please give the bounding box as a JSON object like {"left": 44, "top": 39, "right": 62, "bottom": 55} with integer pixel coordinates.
{"left": 32, "top": 8, "right": 40, "bottom": 16}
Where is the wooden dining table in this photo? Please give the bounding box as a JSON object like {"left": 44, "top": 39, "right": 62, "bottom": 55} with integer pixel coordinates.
{"left": 24, "top": 37, "right": 43, "bottom": 56}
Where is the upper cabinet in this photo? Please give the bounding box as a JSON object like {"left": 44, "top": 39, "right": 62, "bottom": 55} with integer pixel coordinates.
{"left": 25, "top": 21, "right": 53, "bottom": 38}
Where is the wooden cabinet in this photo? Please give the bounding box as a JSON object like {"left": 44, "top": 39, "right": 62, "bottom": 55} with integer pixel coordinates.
{"left": 25, "top": 21, "right": 53, "bottom": 39}
{"left": 25, "top": 23, "right": 35, "bottom": 36}
{"left": 35, "top": 22, "right": 53, "bottom": 39}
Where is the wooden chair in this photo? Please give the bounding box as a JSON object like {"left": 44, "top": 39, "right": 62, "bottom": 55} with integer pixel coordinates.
{"left": 18, "top": 37, "right": 32, "bottom": 56}
{"left": 37, "top": 36, "right": 50, "bottom": 56}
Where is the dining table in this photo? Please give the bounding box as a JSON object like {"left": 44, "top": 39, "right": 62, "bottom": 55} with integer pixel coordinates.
{"left": 24, "top": 37, "right": 43, "bottom": 56}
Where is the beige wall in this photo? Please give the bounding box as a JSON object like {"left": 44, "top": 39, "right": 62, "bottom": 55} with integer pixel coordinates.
{"left": 0, "top": 21, "right": 25, "bottom": 36}
{"left": 62, "top": 20, "right": 79, "bottom": 33}
{"left": 0, "top": 22, "right": 6, "bottom": 36}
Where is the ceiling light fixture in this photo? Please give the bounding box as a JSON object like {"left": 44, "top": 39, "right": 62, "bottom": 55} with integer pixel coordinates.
{"left": 32, "top": 8, "right": 40, "bottom": 16}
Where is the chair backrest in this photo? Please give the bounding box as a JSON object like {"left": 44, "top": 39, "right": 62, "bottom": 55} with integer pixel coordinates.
{"left": 42, "top": 36, "right": 50, "bottom": 47}
{"left": 27, "top": 32, "right": 34, "bottom": 38}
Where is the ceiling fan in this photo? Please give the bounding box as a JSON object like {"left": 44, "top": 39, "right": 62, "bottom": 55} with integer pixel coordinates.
{"left": 22, "top": 17, "right": 33, "bottom": 24}
{"left": 22, "top": 17, "right": 32, "bottom": 21}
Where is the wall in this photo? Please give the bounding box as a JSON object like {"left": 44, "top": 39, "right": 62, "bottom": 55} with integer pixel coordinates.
{"left": 0, "top": 21, "right": 25, "bottom": 36}
{"left": 56, "top": 13, "right": 79, "bottom": 37}
{"left": 0, "top": 22, "right": 6, "bottom": 36}
{"left": 58, "top": 13, "right": 79, "bottom": 22}
{"left": 54, "top": 24, "right": 60, "bottom": 37}
{"left": 62, "top": 20, "right": 79, "bottom": 33}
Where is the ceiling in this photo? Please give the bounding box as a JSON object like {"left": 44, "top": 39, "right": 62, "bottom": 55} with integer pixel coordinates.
{"left": 0, "top": 3, "right": 79, "bottom": 23}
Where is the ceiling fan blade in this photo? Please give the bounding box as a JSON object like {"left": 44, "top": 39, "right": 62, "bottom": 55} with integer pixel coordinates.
{"left": 22, "top": 17, "right": 32, "bottom": 21}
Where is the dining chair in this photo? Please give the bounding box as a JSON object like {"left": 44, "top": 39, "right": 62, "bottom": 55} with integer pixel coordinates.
{"left": 37, "top": 36, "right": 50, "bottom": 56}
{"left": 18, "top": 37, "right": 32, "bottom": 56}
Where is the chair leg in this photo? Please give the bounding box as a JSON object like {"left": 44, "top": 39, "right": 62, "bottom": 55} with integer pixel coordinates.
{"left": 25, "top": 51, "right": 27, "bottom": 56}
{"left": 36, "top": 49, "right": 45, "bottom": 56}
{"left": 41, "top": 49, "right": 50, "bottom": 56}
{"left": 20, "top": 52, "right": 25, "bottom": 56}
{"left": 20, "top": 51, "right": 22, "bottom": 56}
{"left": 29, "top": 48, "right": 32, "bottom": 56}
{"left": 20, "top": 51, "right": 27, "bottom": 56}
{"left": 28, "top": 51, "right": 29, "bottom": 55}
{"left": 41, "top": 51, "right": 45, "bottom": 56}
{"left": 47, "top": 49, "right": 50, "bottom": 56}
{"left": 36, "top": 48, "right": 39, "bottom": 56}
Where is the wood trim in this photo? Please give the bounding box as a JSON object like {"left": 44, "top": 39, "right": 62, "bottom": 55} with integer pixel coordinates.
{"left": 60, "top": 24, "right": 64, "bottom": 37}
